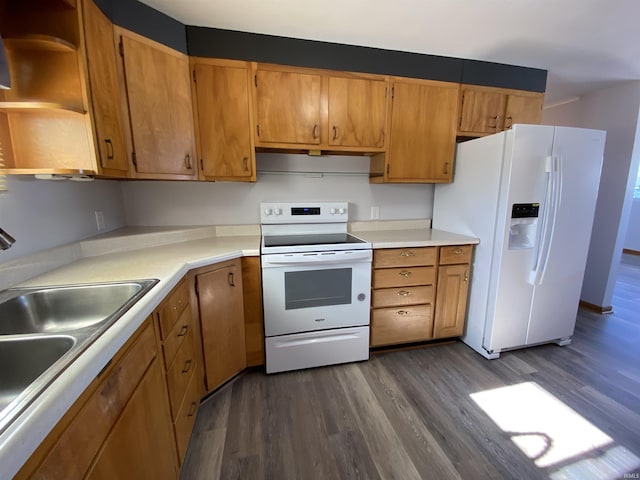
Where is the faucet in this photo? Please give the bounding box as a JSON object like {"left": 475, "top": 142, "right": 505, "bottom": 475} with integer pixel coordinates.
{"left": 0, "top": 228, "right": 15, "bottom": 250}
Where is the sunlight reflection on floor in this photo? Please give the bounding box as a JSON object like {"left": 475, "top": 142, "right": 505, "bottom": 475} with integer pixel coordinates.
{"left": 470, "top": 382, "right": 640, "bottom": 479}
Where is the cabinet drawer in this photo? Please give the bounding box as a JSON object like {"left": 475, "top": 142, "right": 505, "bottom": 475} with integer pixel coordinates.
{"left": 162, "top": 304, "right": 193, "bottom": 369}
{"left": 166, "top": 328, "right": 197, "bottom": 419}
{"left": 372, "top": 285, "right": 433, "bottom": 308}
{"left": 439, "top": 245, "right": 473, "bottom": 265}
{"left": 373, "top": 266, "right": 435, "bottom": 288}
{"left": 31, "top": 321, "right": 156, "bottom": 479}
{"left": 371, "top": 305, "right": 432, "bottom": 347}
{"left": 174, "top": 366, "right": 202, "bottom": 465}
{"left": 373, "top": 247, "right": 437, "bottom": 268}
{"left": 157, "top": 278, "right": 190, "bottom": 340}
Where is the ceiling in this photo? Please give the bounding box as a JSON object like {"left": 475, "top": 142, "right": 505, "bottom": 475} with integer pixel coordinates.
{"left": 138, "top": 0, "right": 640, "bottom": 107}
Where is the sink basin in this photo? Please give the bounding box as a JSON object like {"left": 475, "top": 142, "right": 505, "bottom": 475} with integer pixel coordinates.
{"left": 0, "top": 282, "right": 153, "bottom": 335}
{"left": 0, "top": 336, "right": 75, "bottom": 412}
{"left": 0, "top": 279, "right": 158, "bottom": 436}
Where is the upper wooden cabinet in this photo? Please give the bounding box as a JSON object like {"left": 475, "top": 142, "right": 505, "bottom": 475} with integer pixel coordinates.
{"left": 458, "top": 84, "right": 544, "bottom": 136}
{"left": 253, "top": 66, "right": 322, "bottom": 146}
{"left": 327, "top": 75, "right": 388, "bottom": 148}
{"left": 251, "top": 63, "right": 389, "bottom": 152}
{"left": 81, "top": 0, "right": 129, "bottom": 177}
{"left": 116, "top": 28, "right": 197, "bottom": 180}
{"left": 190, "top": 58, "right": 256, "bottom": 181}
{"left": 370, "top": 78, "right": 459, "bottom": 183}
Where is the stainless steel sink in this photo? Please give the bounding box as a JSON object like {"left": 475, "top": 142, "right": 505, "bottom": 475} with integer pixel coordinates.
{"left": 0, "top": 336, "right": 75, "bottom": 412}
{"left": 0, "top": 279, "right": 158, "bottom": 435}
{"left": 0, "top": 282, "right": 153, "bottom": 335}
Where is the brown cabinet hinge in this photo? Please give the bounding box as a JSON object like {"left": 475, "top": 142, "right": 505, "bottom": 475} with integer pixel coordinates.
{"left": 386, "top": 164, "right": 390, "bottom": 174}
{"left": 391, "top": 86, "right": 395, "bottom": 99}
{"left": 192, "top": 69, "right": 196, "bottom": 83}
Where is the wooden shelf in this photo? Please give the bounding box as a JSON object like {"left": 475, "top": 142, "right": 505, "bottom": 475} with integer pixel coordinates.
{"left": 3, "top": 34, "right": 77, "bottom": 52}
{"left": 0, "top": 101, "right": 85, "bottom": 114}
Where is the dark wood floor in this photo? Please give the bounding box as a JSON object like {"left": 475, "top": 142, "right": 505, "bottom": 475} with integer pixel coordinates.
{"left": 180, "top": 258, "right": 640, "bottom": 479}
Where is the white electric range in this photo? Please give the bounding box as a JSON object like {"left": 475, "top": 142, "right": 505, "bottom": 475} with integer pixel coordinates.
{"left": 260, "top": 202, "right": 372, "bottom": 374}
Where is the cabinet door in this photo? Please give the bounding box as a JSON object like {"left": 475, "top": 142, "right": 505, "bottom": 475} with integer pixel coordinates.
{"left": 86, "top": 359, "right": 178, "bottom": 480}
{"left": 197, "top": 261, "right": 246, "bottom": 391}
{"left": 504, "top": 93, "right": 543, "bottom": 129}
{"left": 119, "top": 31, "right": 197, "bottom": 178}
{"left": 254, "top": 68, "right": 321, "bottom": 145}
{"left": 459, "top": 87, "right": 506, "bottom": 134}
{"left": 386, "top": 79, "right": 458, "bottom": 182}
{"left": 327, "top": 76, "right": 387, "bottom": 148}
{"left": 193, "top": 61, "right": 255, "bottom": 181}
{"left": 82, "top": 0, "right": 129, "bottom": 177}
{"left": 433, "top": 264, "right": 470, "bottom": 339}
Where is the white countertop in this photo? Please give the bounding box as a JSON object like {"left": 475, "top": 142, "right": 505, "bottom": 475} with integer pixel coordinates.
{"left": 0, "top": 222, "right": 478, "bottom": 478}
{"left": 354, "top": 227, "right": 479, "bottom": 248}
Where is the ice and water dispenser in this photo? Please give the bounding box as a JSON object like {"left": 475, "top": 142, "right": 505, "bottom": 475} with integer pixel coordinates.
{"left": 508, "top": 203, "right": 540, "bottom": 249}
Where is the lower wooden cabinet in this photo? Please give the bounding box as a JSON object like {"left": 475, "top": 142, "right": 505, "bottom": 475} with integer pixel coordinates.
{"left": 433, "top": 245, "right": 472, "bottom": 339}
{"left": 154, "top": 276, "right": 204, "bottom": 466}
{"left": 195, "top": 258, "right": 247, "bottom": 391}
{"left": 370, "top": 244, "right": 474, "bottom": 347}
{"left": 85, "top": 359, "right": 178, "bottom": 480}
{"left": 15, "top": 318, "right": 178, "bottom": 479}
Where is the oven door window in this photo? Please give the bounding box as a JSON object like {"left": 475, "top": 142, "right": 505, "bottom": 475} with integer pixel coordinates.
{"left": 284, "top": 268, "right": 352, "bottom": 310}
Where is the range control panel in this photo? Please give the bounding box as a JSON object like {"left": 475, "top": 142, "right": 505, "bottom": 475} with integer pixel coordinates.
{"left": 260, "top": 202, "right": 349, "bottom": 224}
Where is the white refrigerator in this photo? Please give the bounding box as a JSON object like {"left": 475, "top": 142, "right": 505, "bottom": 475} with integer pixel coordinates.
{"left": 433, "top": 124, "right": 605, "bottom": 359}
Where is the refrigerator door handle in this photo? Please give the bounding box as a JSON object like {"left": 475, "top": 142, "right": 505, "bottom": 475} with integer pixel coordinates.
{"left": 538, "top": 155, "right": 564, "bottom": 284}
{"left": 530, "top": 155, "right": 561, "bottom": 285}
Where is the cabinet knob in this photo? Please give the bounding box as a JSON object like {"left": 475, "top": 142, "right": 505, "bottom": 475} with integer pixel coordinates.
{"left": 397, "top": 310, "right": 409, "bottom": 316}
{"left": 453, "top": 248, "right": 463, "bottom": 254}
{"left": 177, "top": 325, "right": 189, "bottom": 337}
{"left": 397, "top": 290, "right": 411, "bottom": 297}
{"left": 400, "top": 250, "right": 414, "bottom": 257}
{"left": 398, "top": 270, "right": 412, "bottom": 277}
{"left": 181, "top": 359, "right": 193, "bottom": 374}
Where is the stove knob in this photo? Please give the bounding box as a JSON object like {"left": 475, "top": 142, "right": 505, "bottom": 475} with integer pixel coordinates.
{"left": 264, "top": 208, "right": 273, "bottom": 216}
{"left": 274, "top": 208, "right": 282, "bottom": 215}
{"left": 330, "top": 208, "right": 337, "bottom": 214}
{"left": 338, "top": 207, "right": 346, "bottom": 215}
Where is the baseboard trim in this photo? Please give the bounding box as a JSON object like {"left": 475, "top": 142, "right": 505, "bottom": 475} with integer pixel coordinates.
{"left": 622, "top": 248, "right": 640, "bottom": 256}
{"left": 579, "top": 300, "right": 613, "bottom": 314}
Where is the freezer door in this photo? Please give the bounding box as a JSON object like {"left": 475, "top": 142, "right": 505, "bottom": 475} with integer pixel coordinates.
{"left": 484, "top": 125, "right": 555, "bottom": 352}
{"left": 526, "top": 127, "right": 605, "bottom": 344}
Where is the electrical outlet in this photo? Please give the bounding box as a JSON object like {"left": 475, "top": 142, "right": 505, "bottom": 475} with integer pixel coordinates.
{"left": 370, "top": 206, "right": 380, "bottom": 220}
{"left": 95, "top": 210, "right": 105, "bottom": 231}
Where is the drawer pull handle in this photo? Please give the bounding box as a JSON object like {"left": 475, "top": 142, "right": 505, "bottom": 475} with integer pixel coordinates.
{"left": 177, "top": 325, "right": 189, "bottom": 337}
{"left": 398, "top": 270, "right": 412, "bottom": 277}
{"left": 397, "top": 310, "right": 409, "bottom": 316}
{"left": 182, "top": 359, "right": 193, "bottom": 374}
{"left": 453, "top": 248, "right": 463, "bottom": 254}
{"left": 228, "top": 271, "right": 235, "bottom": 287}
{"left": 187, "top": 401, "right": 198, "bottom": 417}
{"left": 398, "top": 290, "right": 411, "bottom": 297}
{"left": 400, "top": 250, "right": 414, "bottom": 257}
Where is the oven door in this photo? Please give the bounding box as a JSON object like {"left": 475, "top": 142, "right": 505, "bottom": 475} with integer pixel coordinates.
{"left": 261, "top": 250, "right": 372, "bottom": 336}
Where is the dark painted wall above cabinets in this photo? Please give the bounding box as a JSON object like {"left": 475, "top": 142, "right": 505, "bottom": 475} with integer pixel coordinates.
{"left": 95, "top": 0, "right": 547, "bottom": 93}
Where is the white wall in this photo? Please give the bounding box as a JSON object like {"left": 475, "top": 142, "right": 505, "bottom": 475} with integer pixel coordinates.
{"left": 0, "top": 176, "right": 126, "bottom": 263}
{"left": 624, "top": 198, "right": 640, "bottom": 251}
{"left": 542, "top": 81, "right": 640, "bottom": 309}
{"left": 122, "top": 154, "right": 434, "bottom": 225}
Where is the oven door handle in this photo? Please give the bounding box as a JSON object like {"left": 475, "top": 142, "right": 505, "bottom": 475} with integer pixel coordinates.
{"left": 262, "top": 250, "right": 372, "bottom": 267}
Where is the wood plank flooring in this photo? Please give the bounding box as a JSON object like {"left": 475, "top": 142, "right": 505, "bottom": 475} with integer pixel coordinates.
{"left": 181, "top": 258, "right": 640, "bottom": 479}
